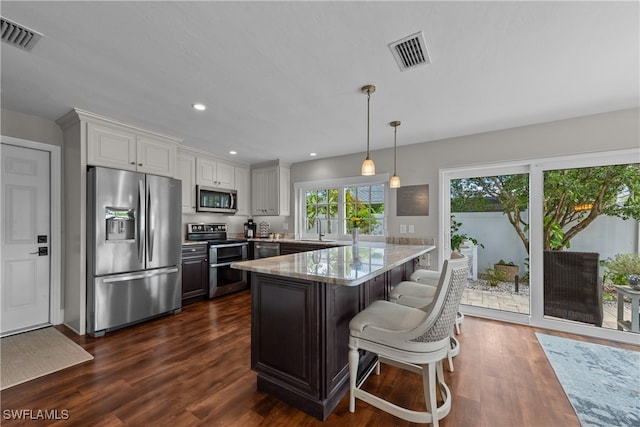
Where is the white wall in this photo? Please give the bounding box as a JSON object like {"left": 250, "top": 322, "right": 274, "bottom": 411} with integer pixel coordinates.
{"left": 289, "top": 108, "right": 640, "bottom": 265}
{"left": 1, "top": 109, "right": 63, "bottom": 147}
{"left": 455, "top": 211, "right": 639, "bottom": 278}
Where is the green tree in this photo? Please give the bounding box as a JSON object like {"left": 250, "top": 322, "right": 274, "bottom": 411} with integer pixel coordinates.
{"left": 451, "top": 164, "right": 640, "bottom": 253}
{"left": 306, "top": 189, "right": 339, "bottom": 233}
{"left": 344, "top": 188, "right": 382, "bottom": 235}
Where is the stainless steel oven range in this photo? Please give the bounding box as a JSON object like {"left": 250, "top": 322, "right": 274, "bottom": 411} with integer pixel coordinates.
{"left": 186, "top": 223, "right": 248, "bottom": 298}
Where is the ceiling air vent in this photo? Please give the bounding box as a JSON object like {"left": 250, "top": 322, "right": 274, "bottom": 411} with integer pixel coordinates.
{"left": 388, "top": 31, "right": 430, "bottom": 72}
{"left": 1, "top": 16, "right": 42, "bottom": 52}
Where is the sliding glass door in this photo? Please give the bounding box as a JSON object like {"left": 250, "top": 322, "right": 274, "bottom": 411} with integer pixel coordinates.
{"left": 442, "top": 164, "right": 531, "bottom": 324}
{"left": 442, "top": 149, "right": 639, "bottom": 344}
{"left": 540, "top": 163, "right": 639, "bottom": 333}
{"left": 450, "top": 171, "right": 530, "bottom": 319}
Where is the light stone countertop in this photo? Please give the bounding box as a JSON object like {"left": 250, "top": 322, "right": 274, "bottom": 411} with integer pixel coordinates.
{"left": 248, "top": 238, "right": 351, "bottom": 246}
{"left": 231, "top": 243, "right": 435, "bottom": 286}
{"left": 182, "top": 238, "right": 349, "bottom": 246}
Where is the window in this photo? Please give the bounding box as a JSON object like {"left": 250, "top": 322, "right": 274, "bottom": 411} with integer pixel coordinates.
{"left": 305, "top": 188, "right": 339, "bottom": 234}
{"left": 298, "top": 177, "right": 386, "bottom": 240}
{"left": 344, "top": 185, "right": 385, "bottom": 236}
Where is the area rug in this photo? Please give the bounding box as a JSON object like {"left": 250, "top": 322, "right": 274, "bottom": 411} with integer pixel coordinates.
{"left": 536, "top": 333, "right": 640, "bottom": 427}
{"left": 1, "top": 327, "right": 93, "bottom": 390}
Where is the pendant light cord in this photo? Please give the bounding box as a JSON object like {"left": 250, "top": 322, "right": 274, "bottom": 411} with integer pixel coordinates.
{"left": 393, "top": 125, "right": 397, "bottom": 174}
{"left": 366, "top": 91, "right": 371, "bottom": 158}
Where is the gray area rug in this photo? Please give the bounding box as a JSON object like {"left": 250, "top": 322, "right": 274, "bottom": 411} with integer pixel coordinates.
{"left": 536, "top": 333, "right": 640, "bottom": 427}
{"left": 1, "top": 327, "right": 93, "bottom": 390}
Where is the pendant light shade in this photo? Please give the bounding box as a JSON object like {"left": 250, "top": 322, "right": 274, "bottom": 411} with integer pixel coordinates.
{"left": 389, "top": 120, "right": 401, "bottom": 188}
{"left": 361, "top": 85, "right": 376, "bottom": 176}
{"left": 389, "top": 174, "right": 401, "bottom": 188}
{"left": 361, "top": 158, "right": 375, "bottom": 176}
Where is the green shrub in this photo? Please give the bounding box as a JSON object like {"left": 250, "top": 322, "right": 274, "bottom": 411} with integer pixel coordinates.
{"left": 484, "top": 268, "right": 507, "bottom": 286}
{"left": 601, "top": 253, "right": 640, "bottom": 286}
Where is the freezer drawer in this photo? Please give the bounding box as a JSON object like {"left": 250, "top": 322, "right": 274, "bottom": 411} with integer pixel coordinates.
{"left": 88, "top": 266, "right": 181, "bottom": 336}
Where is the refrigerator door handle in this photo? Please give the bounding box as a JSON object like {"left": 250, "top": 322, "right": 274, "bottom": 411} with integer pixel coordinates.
{"left": 148, "top": 182, "right": 154, "bottom": 263}
{"left": 137, "top": 180, "right": 145, "bottom": 263}
{"left": 101, "top": 267, "right": 180, "bottom": 284}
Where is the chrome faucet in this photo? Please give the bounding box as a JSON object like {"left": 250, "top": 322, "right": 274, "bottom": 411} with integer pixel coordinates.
{"left": 317, "top": 218, "right": 324, "bottom": 241}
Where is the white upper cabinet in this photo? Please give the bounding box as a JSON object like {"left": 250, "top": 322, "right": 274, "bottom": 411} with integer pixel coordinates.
{"left": 136, "top": 135, "right": 177, "bottom": 177}
{"left": 87, "top": 121, "right": 177, "bottom": 177}
{"left": 87, "top": 123, "right": 136, "bottom": 169}
{"left": 251, "top": 161, "right": 290, "bottom": 216}
{"left": 177, "top": 150, "right": 196, "bottom": 213}
{"left": 179, "top": 149, "right": 250, "bottom": 214}
{"left": 235, "top": 166, "right": 250, "bottom": 216}
{"left": 196, "top": 157, "right": 235, "bottom": 189}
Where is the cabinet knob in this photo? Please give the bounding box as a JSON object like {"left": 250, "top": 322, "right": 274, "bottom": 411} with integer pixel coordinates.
{"left": 130, "top": 162, "right": 135, "bottom": 165}
{"left": 138, "top": 163, "right": 143, "bottom": 166}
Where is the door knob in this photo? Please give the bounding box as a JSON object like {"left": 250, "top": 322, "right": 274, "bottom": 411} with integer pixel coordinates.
{"left": 29, "top": 247, "right": 48, "bottom": 256}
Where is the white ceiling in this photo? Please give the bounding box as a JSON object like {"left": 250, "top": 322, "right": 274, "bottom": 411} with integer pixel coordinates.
{"left": 1, "top": 1, "right": 638, "bottom": 165}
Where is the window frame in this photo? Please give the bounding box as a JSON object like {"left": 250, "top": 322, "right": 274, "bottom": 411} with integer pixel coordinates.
{"left": 294, "top": 174, "right": 389, "bottom": 242}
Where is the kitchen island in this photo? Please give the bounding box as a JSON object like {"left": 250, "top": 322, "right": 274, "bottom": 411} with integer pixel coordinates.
{"left": 231, "top": 242, "right": 435, "bottom": 420}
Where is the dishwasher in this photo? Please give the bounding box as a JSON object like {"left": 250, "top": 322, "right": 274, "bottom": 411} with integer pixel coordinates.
{"left": 254, "top": 242, "right": 280, "bottom": 259}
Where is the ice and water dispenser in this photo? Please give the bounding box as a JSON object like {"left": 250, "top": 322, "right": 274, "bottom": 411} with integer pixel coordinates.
{"left": 105, "top": 207, "right": 136, "bottom": 241}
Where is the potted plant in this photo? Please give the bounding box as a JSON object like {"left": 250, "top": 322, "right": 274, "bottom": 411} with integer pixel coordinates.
{"left": 601, "top": 253, "right": 640, "bottom": 289}
{"left": 493, "top": 260, "right": 519, "bottom": 282}
{"left": 450, "top": 215, "right": 483, "bottom": 251}
{"left": 349, "top": 216, "right": 362, "bottom": 243}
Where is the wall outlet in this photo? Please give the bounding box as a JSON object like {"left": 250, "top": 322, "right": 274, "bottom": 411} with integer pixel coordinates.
{"left": 282, "top": 223, "right": 288, "bottom": 230}
{"left": 400, "top": 224, "right": 407, "bottom": 234}
{"left": 408, "top": 225, "right": 415, "bottom": 233}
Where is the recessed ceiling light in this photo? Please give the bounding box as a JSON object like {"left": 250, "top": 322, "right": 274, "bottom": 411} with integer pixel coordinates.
{"left": 229, "top": 151, "right": 237, "bottom": 155}
{"left": 310, "top": 152, "right": 317, "bottom": 157}
{"left": 192, "top": 103, "right": 206, "bottom": 111}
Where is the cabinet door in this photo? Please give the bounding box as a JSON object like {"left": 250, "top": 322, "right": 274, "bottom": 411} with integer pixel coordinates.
{"left": 251, "top": 168, "right": 267, "bottom": 215}
{"left": 196, "top": 157, "right": 217, "bottom": 187}
{"left": 182, "top": 247, "right": 208, "bottom": 303}
{"left": 235, "top": 166, "right": 250, "bottom": 216}
{"left": 263, "top": 167, "right": 279, "bottom": 215}
{"left": 278, "top": 166, "right": 290, "bottom": 216}
{"left": 216, "top": 161, "right": 235, "bottom": 189}
{"left": 177, "top": 150, "right": 196, "bottom": 213}
{"left": 364, "top": 274, "right": 386, "bottom": 307}
{"left": 87, "top": 122, "right": 136, "bottom": 170}
{"left": 251, "top": 166, "right": 289, "bottom": 216}
{"left": 136, "top": 136, "right": 177, "bottom": 177}
{"left": 182, "top": 257, "right": 208, "bottom": 301}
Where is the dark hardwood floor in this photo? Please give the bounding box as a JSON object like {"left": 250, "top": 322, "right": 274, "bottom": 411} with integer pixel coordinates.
{"left": 1, "top": 289, "right": 637, "bottom": 426}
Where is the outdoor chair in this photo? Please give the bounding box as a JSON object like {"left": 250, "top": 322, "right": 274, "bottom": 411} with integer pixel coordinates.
{"left": 543, "top": 251, "right": 602, "bottom": 327}
{"left": 348, "top": 256, "right": 469, "bottom": 426}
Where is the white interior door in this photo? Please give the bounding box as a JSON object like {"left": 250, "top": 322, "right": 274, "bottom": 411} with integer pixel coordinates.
{"left": 1, "top": 144, "right": 51, "bottom": 335}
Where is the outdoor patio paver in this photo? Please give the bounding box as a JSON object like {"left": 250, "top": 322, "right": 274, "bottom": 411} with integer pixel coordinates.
{"left": 461, "top": 287, "right": 630, "bottom": 330}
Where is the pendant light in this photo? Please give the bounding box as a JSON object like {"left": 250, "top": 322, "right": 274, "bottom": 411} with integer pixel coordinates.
{"left": 389, "top": 120, "right": 401, "bottom": 188}
{"left": 361, "top": 84, "right": 376, "bottom": 176}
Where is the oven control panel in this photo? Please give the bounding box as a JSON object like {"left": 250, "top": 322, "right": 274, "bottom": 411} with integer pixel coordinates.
{"left": 187, "top": 223, "right": 227, "bottom": 234}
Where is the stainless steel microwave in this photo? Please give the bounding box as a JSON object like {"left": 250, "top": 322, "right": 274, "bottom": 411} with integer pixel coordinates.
{"left": 196, "top": 186, "right": 237, "bottom": 213}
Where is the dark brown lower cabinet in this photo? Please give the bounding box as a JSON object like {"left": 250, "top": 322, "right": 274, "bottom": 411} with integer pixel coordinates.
{"left": 181, "top": 244, "right": 208, "bottom": 305}
{"left": 250, "top": 260, "right": 415, "bottom": 420}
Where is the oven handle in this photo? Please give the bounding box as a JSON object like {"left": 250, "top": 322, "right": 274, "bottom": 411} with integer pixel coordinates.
{"left": 210, "top": 261, "right": 235, "bottom": 268}
{"left": 210, "top": 242, "right": 248, "bottom": 249}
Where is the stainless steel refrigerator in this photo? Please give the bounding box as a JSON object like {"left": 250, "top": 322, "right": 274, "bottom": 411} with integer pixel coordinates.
{"left": 87, "top": 167, "right": 182, "bottom": 336}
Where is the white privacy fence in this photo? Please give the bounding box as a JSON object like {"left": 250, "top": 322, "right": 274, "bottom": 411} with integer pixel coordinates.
{"left": 453, "top": 211, "right": 640, "bottom": 280}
